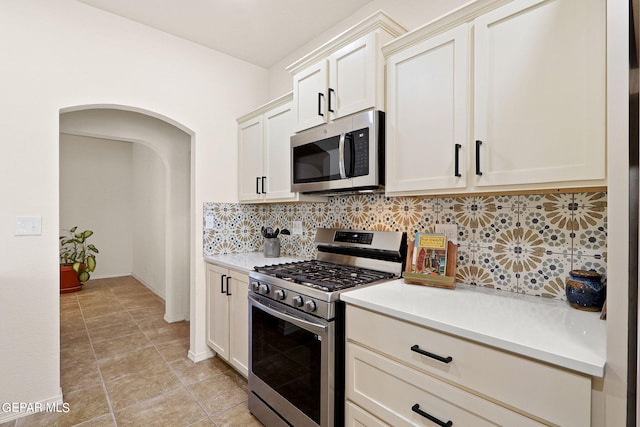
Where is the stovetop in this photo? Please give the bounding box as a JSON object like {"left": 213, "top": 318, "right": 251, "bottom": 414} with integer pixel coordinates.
{"left": 253, "top": 260, "right": 396, "bottom": 292}
{"left": 248, "top": 228, "right": 406, "bottom": 320}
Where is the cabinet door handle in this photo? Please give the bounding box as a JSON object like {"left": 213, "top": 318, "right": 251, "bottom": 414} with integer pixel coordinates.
{"left": 454, "top": 143, "right": 462, "bottom": 177}
{"left": 226, "top": 276, "right": 232, "bottom": 296}
{"left": 261, "top": 176, "right": 266, "bottom": 194}
{"left": 317, "top": 92, "right": 324, "bottom": 117}
{"left": 411, "top": 404, "right": 452, "bottom": 427}
{"left": 475, "top": 140, "right": 483, "bottom": 176}
{"left": 410, "top": 345, "right": 452, "bottom": 364}
{"left": 328, "top": 88, "right": 335, "bottom": 113}
{"left": 256, "top": 177, "right": 261, "bottom": 194}
{"left": 220, "top": 275, "right": 226, "bottom": 294}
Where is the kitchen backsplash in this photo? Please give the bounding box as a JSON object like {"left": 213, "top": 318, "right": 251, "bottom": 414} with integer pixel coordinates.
{"left": 203, "top": 191, "right": 607, "bottom": 300}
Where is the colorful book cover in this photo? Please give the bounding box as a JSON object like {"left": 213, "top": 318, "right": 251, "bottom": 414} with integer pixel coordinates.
{"left": 412, "top": 232, "right": 448, "bottom": 276}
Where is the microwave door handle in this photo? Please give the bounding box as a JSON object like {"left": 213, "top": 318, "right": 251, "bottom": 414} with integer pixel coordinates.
{"left": 338, "top": 132, "right": 347, "bottom": 179}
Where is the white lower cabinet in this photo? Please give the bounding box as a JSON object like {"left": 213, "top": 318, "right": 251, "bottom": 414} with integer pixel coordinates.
{"left": 205, "top": 262, "right": 249, "bottom": 377}
{"left": 346, "top": 401, "right": 390, "bottom": 427}
{"left": 345, "top": 305, "right": 592, "bottom": 427}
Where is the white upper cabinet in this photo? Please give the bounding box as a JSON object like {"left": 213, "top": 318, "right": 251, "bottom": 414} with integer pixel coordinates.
{"left": 292, "top": 60, "right": 328, "bottom": 131}
{"left": 237, "top": 93, "right": 326, "bottom": 204}
{"left": 263, "top": 101, "right": 297, "bottom": 201}
{"left": 288, "top": 11, "right": 407, "bottom": 133}
{"left": 328, "top": 33, "right": 378, "bottom": 120}
{"left": 238, "top": 115, "right": 264, "bottom": 203}
{"left": 473, "top": 0, "right": 606, "bottom": 188}
{"left": 384, "top": 0, "right": 606, "bottom": 196}
{"left": 386, "top": 24, "right": 469, "bottom": 195}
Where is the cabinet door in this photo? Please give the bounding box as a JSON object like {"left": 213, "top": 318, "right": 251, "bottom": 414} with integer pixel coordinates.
{"left": 206, "top": 264, "right": 230, "bottom": 360}
{"left": 328, "top": 33, "right": 377, "bottom": 120}
{"left": 473, "top": 0, "right": 605, "bottom": 187}
{"left": 238, "top": 115, "right": 265, "bottom": 202}
{"left": 293, "top": 60, "right": 328, "bottom": 131}
{"left": 264, "top": 101, "right": 296, "bottom": 201}
{"left": 386, "top": 25, "right": 469, "bottom": 195}
{"left": 228, "top": 271, "right": 249, "bottom": 377}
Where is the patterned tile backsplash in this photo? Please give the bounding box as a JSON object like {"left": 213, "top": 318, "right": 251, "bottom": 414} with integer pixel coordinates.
{"left": 203, "top": 191, "right": 607, "bottom": 300}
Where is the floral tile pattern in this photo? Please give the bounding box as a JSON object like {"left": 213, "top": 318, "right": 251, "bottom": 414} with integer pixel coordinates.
{"left": 204, "top": 191, "right": 607, "bottom": 300}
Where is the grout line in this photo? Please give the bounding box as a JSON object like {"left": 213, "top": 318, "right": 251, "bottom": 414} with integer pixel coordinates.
{"left": 76, "top": 288, "right": 119, "bottom": 426}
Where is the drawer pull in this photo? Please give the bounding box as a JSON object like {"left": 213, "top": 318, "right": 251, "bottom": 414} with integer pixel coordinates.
{"left": 411, "top": 404, "right": 453, "bottom": 427}
{"left": 411, "top": 345, "right": 453, "bottom": 364}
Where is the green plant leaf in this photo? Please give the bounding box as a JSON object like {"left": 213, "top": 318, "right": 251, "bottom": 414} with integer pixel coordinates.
{"left": 78, "top": 271, "right": 89, "bottom": 283}
{"left": 72, "top": 262, "right": 82, "bottom": 273}
{"left": 87, "top": 244, "right": 99, "bottom": 253}
{"left": 83, "top": 230, "right": 93, "bottom": 239}
{"left": 70, "top": 226, "right": 77, "bottom": 233}
{"left": 86, "top": 256, "right": 96, "bottom": 272}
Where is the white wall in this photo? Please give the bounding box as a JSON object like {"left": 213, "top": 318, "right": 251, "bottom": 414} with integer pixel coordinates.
{"left": 60, "top": 134, "right": 134, "bottom": 278}
{"left": 132, "top": 143, "right": 167, "bottom": 298}
{"left": 0, "top": 0, "right": 267, "bottom": 420}
{"left": 267, "top": 0, "right": 470, "bottom": 97}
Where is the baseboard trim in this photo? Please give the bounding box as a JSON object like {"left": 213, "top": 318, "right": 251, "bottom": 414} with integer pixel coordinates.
{"left": 0, "top": 387, "right": 64, "bottom": 423}
{"left": 188, "top": 348, "right": 214, "bottom": 363}
{"left": 164, "top": 313, "right": 188, "bottom": 323}
{"left": 130, "top": 274, "right": 166, "bottom": 300}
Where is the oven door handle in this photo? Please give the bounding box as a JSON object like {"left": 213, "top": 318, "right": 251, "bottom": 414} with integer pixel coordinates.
{"left": 249, "top": 294, "right": 327, "bottom": 335}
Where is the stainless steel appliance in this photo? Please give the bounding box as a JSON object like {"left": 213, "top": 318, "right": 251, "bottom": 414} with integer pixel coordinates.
{"left": 248, "top": 228, "right": 406, "bottom": 427}
{"left": 290, "top": 109, "right": 385, "bottom": 194}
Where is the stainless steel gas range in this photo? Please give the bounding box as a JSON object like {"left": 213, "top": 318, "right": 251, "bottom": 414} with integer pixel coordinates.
{"left": 248, "top": 228, "right": 407, "bottom": 427}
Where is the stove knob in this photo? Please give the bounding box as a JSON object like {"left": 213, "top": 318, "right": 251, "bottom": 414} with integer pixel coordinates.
{"left": 251, "top": 282, "right": 260, "bottom": 293}
{"left": 292, "top": 296, "right": 304, "bottom": 308}
{"left": 304, "top": 300, "right": 317, "bottom": 313}
{"left": 258, "top": 284, "right": 270, "bottom": 295}
{"left": 274, "top": 289, "right": 286, "bottom": 300}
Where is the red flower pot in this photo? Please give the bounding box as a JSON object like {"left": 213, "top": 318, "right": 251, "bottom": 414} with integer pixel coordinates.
{"left": 60, "top": 264, "right": 83, "bottom": 293}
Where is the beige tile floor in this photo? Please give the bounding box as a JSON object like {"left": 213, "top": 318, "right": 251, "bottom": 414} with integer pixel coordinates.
{"left": 2, "top": 276, "right": 262, "bottom": 427}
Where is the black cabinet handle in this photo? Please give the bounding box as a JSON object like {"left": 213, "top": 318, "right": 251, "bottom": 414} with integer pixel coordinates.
{"left": 328, "top": 88, "right": 335, "bottom": 113}
{"left": 318, "top": 92, "right": 324, "bottom": 117}
{"left": 454, "top": 144, "right": 462, "bottom": 177}
{"left": 220, "top": 275, "right": 226, "bottom": 294}
{"left": 256, "top": 177, "right": 260, "bottom": 194}
{"left": 475, "top": 140, "right": 483, "bottom": 176}
{"left": 226, "top": 276, "right": 232, "bottom": 296}
{"left": 411, "top": 404, "right": 452, "bottom": 427}
{"left": 410, "top": 345, "right": 452, "bottom": 364}
{"left": 261, "top": 176, "right": 266, "bottom": 194}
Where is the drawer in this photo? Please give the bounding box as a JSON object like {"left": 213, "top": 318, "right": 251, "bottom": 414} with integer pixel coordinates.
{"left": 346, "top": 305, "right": 591, "bottom": 427}
{"left": 346, "top": 401, "right": 390, "bottom": 427}
{"left": 346, "top": 342, "right": 543, "bottom": 427}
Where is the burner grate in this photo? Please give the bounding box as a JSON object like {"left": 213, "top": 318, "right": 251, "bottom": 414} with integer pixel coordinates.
{"left": 254, "top": 260, "right": 394, "bottom": 291}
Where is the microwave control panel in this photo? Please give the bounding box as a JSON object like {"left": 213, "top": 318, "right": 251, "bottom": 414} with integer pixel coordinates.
{"left": 350, "top": 128, "right": 369, "bottom": 177}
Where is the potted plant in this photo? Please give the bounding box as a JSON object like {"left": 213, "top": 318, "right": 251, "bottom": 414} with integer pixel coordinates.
{"left": 59, "top": 226, "right": 99, "bottom": 293}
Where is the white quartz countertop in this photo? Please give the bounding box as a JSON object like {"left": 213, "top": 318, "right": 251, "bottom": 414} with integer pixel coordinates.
{"left": 340, "top": 280, "right": 606, "bottom": 377}
{"left": 204, "top": 252, "right": 307, "bottom": 274}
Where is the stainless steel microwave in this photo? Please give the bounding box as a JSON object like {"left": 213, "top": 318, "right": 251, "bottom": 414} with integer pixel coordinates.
{"left": 290, "top": 109, "right": 385, "bottom": 194}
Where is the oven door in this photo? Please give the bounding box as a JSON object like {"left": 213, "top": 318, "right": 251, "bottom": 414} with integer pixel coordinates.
{"left": 248, "top": 293, "right": 335, "bottom": 427}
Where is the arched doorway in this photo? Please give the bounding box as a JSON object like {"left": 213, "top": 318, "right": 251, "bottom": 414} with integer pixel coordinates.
{"left": 59, "top": 105, "right": 192, "bottom": 322}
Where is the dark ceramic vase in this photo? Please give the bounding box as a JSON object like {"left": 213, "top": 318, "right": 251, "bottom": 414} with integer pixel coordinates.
{"left": 565, "top": 269, "right": 605, "bottom": 312}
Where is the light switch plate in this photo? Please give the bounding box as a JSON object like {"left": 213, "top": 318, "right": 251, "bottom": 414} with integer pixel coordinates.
{"left": 204, "top": 215, "right": 214, "bottom": 230}
{"left": 292, "top": 220, "right": 303, "bottom": 235}
{"left": 435, "top": 223, "right": 458, "bottom": 244}
{"left": 15, "top": 216, "right": 42, "bottom": 236}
